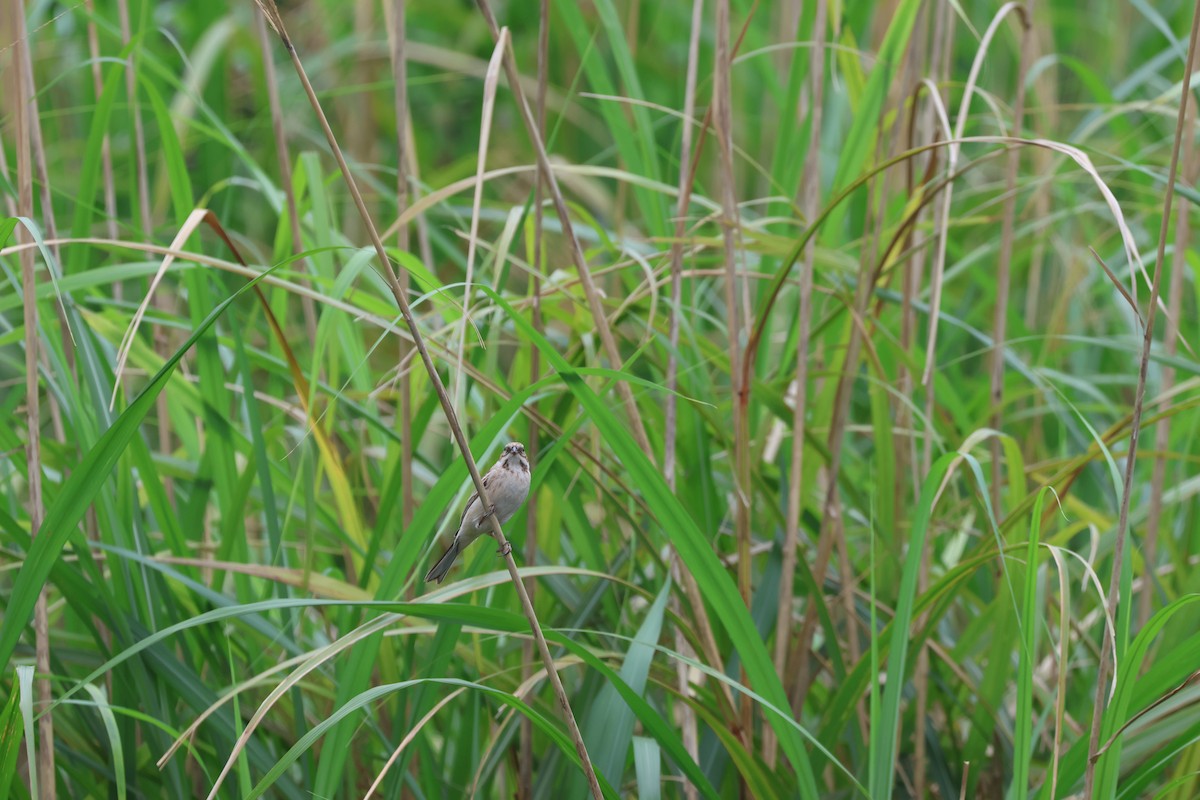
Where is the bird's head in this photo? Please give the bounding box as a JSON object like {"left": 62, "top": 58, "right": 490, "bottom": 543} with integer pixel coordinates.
{"left": 502, "top": 442, "right": 529, "bottom": 470}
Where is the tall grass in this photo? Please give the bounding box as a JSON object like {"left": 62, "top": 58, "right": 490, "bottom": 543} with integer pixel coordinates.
{"left": 3, "top": 0, "right": 1200, "bottom": 797}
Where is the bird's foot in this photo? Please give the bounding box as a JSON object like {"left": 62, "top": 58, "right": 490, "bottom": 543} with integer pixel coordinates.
{"left": 481, "top": 503, "right": 497, "bottom": 521}
{"left": 497, "top": 541, "right": 513, "bottom": 557}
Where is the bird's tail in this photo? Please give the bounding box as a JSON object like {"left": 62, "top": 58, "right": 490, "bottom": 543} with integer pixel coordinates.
{"left": 424, "top": 538, "right": 461, "bottom": 583}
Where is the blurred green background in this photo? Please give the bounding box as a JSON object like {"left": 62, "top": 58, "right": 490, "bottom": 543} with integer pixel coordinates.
{"left": 3, "top": 0, "right": 1200, "bottom": 797}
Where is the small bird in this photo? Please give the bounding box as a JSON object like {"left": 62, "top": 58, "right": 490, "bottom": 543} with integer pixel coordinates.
{"left": 424, "top": 442, "right": 531, "bottom": 584}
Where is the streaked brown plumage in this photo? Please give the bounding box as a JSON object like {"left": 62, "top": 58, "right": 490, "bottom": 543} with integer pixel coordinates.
{"left": 425, "top": 442, "right": 531, "bottom": 583}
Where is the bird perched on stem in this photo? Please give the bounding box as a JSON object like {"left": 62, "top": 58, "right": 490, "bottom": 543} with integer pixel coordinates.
{"left": 425, "top": 442, "right": 531, "bottom": 583}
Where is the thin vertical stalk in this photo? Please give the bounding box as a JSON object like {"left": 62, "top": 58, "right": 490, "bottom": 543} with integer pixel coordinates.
{"left": 386, "top": 0, "right": 414, "bottom": 532}
{"left": 344, "top": 0, "right": 376, "bottom": 240}
{"left": 989, "top": 5, "right": 1032, "bottom": 515}
{"left": 473, "top": 0, "right": 655, "bottom": 464}
{"left": 959, "top": 6, "right": 1032, "bottom": 799}
{"left": 9, "top": 2, "right": 56, "bottom": 793}
{"left": 898, "top": 225, "right": 924, "bottom": 497}
{"left": 19, "top": 13, "right": 61, "bottom": 275}
{"left": 386, "top": 1, "right": 418, "bottom": 788}
{"left": 915, "top": 0, "right": 953, "bottom": 480}
{"left": 1023, "top": 21, "right": 1055, "bottom": 336}
{"left": 1083, "top": 2, "right": 1200, "bottom": 794}
{"left": 664, "top": 1, "right": 706, "bottom": 792}
{"left": 390, "top": 20, "right": 435, "bottom": 519}
{"left": 652, "top": 0, "right": 744, "bottom": 749}
{"left": 82, "top": 0, "right": 116, "bottom": 666}
{"left": 1140, "top": 98, "right": 1195, "bottom": 629}
{"left": 768, "top": 0, "right": 825, "bottom": 771}
{"left": 116, "top": 0, "right": 152, "bottom": 280}
{"left": 910, "top": 304, "right": 931, "bottom": 792}
{"left": 403, "top": 123, "right": 435, "bottom": 270}
{"left": 912, "top": 20, "right": 959, "bottom": 792}
{"left": 18, "top": 0, "right": 72, "bottom": 453}
{"left": 0, "top": 135, "right": 13, "bottom": 216}
{"left": 916, "top": 28, "right": 957, "bottom": 794}
{"left": 117, "top": 0, "right": 174, "bottom": 501}
{"left": 925, "top": 4, "right": 1022, "bottom": 472}
{"left": 933, "top": 0, "right": 956, "bottom": 97}
{"left": 791, "top": 198, "right": 881, "bottom": 714}
{"left": 665, "top": 10, "right": 704, "bottom": 489}
{"left": 1049, "top": 549, "right": 1070, "bottom": 798}
{"left": 1024, "top": 90, "right": 1055, "bottom": 609}
{"left": 714, "top": 0, "right": 753, "bottom": 768}
{"left": 714, "top": 0, "right": 745, "bottom": 600}
{"left": 920, "top": 0, "right": 957, "bottom": 482}
{"left": 255, "top": 9, "right": 319, "bottom": 343}
{"left": 452, "top": 29, "right": 508, "bottom": 428}
{"left": 894, "top": 44, "right": 955, "bottom": 511}
{"left": 85, "top": 0, "right": 120, "bottom": 247}
{"left": 519, "top": 2, "right": 549, "bottom": 795}
{"left": 254, "top": 5, "right": 603, "bottom": 796}
{"left": 894, "top": 0, "right": 929, "bottom": 511}
{"left": 905, "top": 12, "right": 934, "bottom": 794}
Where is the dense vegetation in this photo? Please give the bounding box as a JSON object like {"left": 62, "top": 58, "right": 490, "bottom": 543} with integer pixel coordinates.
{"left": 3, "top": 0, "right": 1200, "bottom": 797}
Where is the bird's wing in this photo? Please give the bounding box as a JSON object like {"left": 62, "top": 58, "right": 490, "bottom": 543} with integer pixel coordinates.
{"left": 459, "top": 472, "right": 491, "bottom": 526}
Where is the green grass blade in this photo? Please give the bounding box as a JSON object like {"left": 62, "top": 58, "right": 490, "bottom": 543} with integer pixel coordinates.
{"left": 0, "top": 265, "right": 282, "bottom": 670}
{"left": 0, "top": 674, "right": 24, "bottom": 799}
{"left": 1010, "top": 488, "right": 1049, "bottom": 800}
{"left": 871, "top": 452, "right": 959, "bottom": 799}
{"left": 578, "top": 581, "right": 670, "bottom": 792}
{"left": 16, "top": 667, "right": 37, "bottom": 800}
{"left": 81, "top": 684, "right": 126, "bottom": 800}
{"left": 633, "top": 736, "right": 662, "bottom": 800}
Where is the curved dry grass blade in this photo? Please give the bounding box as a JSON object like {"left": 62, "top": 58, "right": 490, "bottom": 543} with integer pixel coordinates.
{"left": 1089, "top": 246, "right": 1145, "bottom": 328}
{"left": 1047, "top": 543, "right": 1071, "bottom": 799}
{"left": 110, "top": 207, "right": 212, "bottom": 410}
{"left": 203, "top": 613, "right": 400, "bottom": 799}
{"left": 158, "top": 651, "right": 314, "bottom": 768}
{"left": 363, "top": 688, "right": 468, "bottom": 798}
{"left": 923, "top": 1, "right": 1027, "bottom": 389}
{"left": 248, "top": 677, "right": 618, "bottom": 800}
{"left": 452, "top": 26, "right": 509, "bottom": 424}
{"left": 382, "top": 162, "right": 722, "bottom": 241}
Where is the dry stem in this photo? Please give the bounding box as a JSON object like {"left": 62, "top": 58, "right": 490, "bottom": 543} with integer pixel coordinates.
{"left": 767, "top": 0, "right": 825, "bottom": 770}
{"left": 519, "top": 1, "right": 550, "bottom": 795}
{"left": 8, "top": 2, "right": 56, "bottom": 793}
{"left": 665, "top": 1, "right": 707, "bottom": 792}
